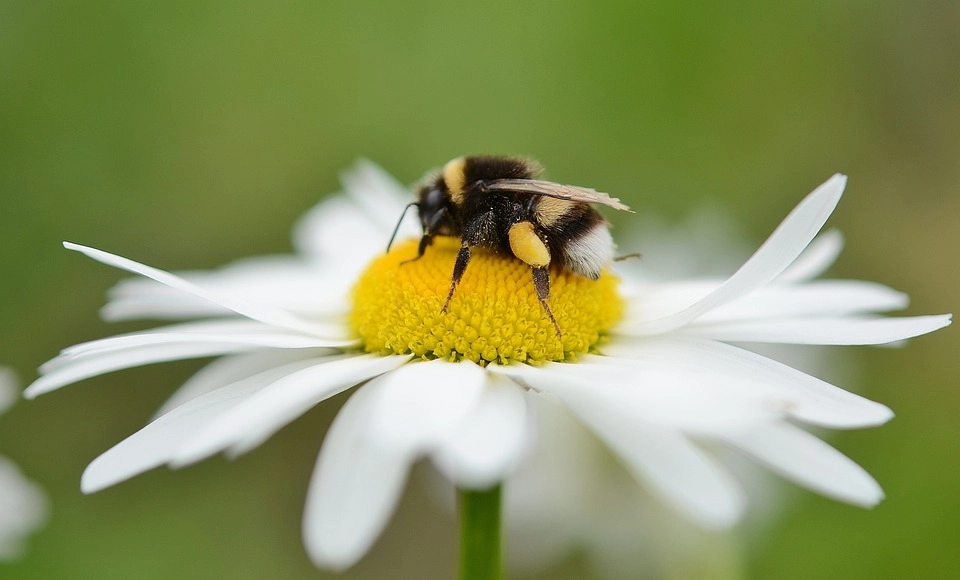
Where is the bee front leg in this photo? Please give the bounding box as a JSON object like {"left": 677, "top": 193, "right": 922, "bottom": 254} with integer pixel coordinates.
{"left": 531, "top": 267, "right": 561, "bottom": 336}
{"left": 442, "top": 244, "right": 472, "bottom": 312}
{"left": 402, "top": 206, "right": 448, "bottom": 265}
{"left": 401, "top": 233, "right": 433, "bottom": 265}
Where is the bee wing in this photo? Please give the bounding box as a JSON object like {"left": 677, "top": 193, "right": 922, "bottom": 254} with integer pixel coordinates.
{"left": 479, "top": 179, "right": 633, "bottom": 212}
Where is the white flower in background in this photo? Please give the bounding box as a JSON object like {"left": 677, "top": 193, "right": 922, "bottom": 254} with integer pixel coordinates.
{"left": 0, "top": 368, "right": 48, "bottom": 560}
{"left": 25, "top": 161, "right": 950, "bottom": 571}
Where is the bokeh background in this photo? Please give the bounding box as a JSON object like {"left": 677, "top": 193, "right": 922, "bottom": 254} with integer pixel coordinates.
{"left": 1, "top": 1, "right": 957, "bottom": 578}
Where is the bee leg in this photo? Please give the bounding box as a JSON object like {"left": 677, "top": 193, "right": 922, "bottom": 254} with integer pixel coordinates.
{"left": 401, "top": 207, "right": 448, "bottom": 265}
{"left": 442, "top": 244, "right": 471, "bottom": 312}
{"left": 531, "top": 267, "right": 561, "bottom": 336}
{"left": 401, "top": 233, "right": 432, "bottom": 265}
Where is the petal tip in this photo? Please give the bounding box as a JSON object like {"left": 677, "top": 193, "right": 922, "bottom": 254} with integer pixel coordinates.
{"left": 21, "top": 382, "right": 43, "bottom": 400}
{"left": 857, "top": 402, "right": 896, "bottom": 427}
{"left": 819, "top": 173, "right": 847, "bottom": 202}
{"left": 79, "top": 469, "right": 106, "bottom": 495}
{"left": 915, "top": 313, "right": 953, "bottom": 337}
{"left": 302, "top": 525, "right": 364, "bottom": 573}
{"left": 691, "top": 498, "right": 746, "bottom": 531}
{"left": 828, "top": 173, "right": 848, "bottom": 189}
{"left": 339, "top": 158, "right": 389, "bottom": 189}
{"left": 875, "top": 405, "right": 895, "bottom": 425}
{"left": 851, "top": 481, "right": 885, "bottom": 509}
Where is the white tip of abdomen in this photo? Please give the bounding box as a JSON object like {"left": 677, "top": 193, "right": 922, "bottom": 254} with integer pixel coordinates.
{"left": 562, "top": 225, "right": 614, "bottom": 279}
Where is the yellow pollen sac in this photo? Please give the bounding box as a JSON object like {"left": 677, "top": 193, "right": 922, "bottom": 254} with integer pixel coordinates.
{"left": 350, "top": 237, "right": 624, "bottom": 365}
{"left": 508, "top": 221, "right": 550, "bottom": 267}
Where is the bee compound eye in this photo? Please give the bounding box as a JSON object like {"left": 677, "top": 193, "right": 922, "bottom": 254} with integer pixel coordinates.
{"left": 425, "top": 188, "right": 444, "bottom": 208}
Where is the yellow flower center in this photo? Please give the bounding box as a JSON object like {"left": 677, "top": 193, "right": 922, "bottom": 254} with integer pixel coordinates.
{"left": 350, "top": 238, "right": 623, "bottom": 365}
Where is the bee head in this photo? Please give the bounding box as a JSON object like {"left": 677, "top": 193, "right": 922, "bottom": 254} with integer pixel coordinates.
{"left": 416, "top": 181, "right": 458, "bottom": 236}
{"left": 387, "top": 170, "right": 461, "bottom": 255}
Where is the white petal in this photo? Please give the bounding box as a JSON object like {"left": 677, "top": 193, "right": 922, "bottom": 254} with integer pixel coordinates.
{"left": 494, "top": 360, "right": 773, "bottom": 432}
{"left": 368, "top": 359, "right": 487, "bottom": 452}
{"left": 340, "top": 159, "right": 418, "bottom": 233}
{"left": 302, "top": 381, "right": 415, "bottom": 571}
{"left": 153, "top": 349, "right": 330, "bottom": 418}
{"left": 775, "top": 229, "right": 844, "bottom": 283}
{"left": 721, "top": 422, "right": 884, "bottom": 507}
{"left": 293, "top": 159, "right": 416, "bottom": 260}
{"left": 170, "top": 354, "right": 411, "bottom": 466}
{"left": 63, "top": 242, "right": 336, "bottom": 337}
{"left": 291, "top": 196, "right": 394, "bottom": 267}
{"left": 490, "top": 364, "right": 748, "bottom": 527}
{"left": 502, "top": 393, "right": 604, "bottom": 522}
{"left": 699, "top": 281, "right": 909, "bottom": 322}
{"left": 80, "top": 358, "right": 325, "bottom": 493}
{"left": 26, "top": 342, "right": 269, "bottom": 399}
{"left": 102, "top": 290, "right": 231, "bottom": 321}
{"left": 619, "top": 280, "right": 721, "bottom": 324}
{"left": 431, "top": 375, "right": 531, "bottom": 489}
{"left": 618, "top": 279, "right": 910, "bottom": 332}
{"left": 103, "top": 258, "right": 352, "bottom": 321}
{"left": 544, "top": 375, "right": 745, "bottom": 528}
{"left": 599, "top": 337, "right": 893, "bottom": 428}
{"left": 29, "top": 317, "right": 355, "bottom": 399}
{"left": 683, "top": 314, "right": 952, "bottom": 345}
{"left": 56, "top": 320, "right": 349, "bottom": 361}
{"left": 624, "top": 174, "right": 846, "bottom": 335}
{"left": 303, "top": 359, "right": 491, "bottom": 571}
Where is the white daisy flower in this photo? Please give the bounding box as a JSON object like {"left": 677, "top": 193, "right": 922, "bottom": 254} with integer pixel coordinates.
{"left": 25, "top": 161, "right": 950, "bottom": 571}
{"left": 0, "top": 368, "right": 48, "bottom": 560}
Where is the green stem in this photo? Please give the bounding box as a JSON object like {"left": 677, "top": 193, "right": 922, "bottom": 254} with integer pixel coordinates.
{"left": 458, "top": 484, "right": 503, "bottom": 580}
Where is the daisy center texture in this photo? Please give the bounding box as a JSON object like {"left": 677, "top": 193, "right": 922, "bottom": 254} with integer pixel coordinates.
{"left": 350, "top": 238, "right": 623, "bottom": 365}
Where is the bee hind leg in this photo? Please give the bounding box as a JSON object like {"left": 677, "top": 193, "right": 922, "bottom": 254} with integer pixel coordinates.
{"left": 442, "top": 244, "right": 472, "bottom": 312}
{"left": 531, "top": 267, "right": 561, "bottom": 336}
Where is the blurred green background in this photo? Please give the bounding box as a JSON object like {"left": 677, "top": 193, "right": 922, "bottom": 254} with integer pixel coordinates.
{"left": 1, "top": 1, "right": 957, "bottom": 578}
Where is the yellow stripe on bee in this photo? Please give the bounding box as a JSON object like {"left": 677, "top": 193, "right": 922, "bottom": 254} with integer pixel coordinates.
{"left": 443, "top": 157, "right": 468, "bottom": 204}
{"left": 509, "top": 221, "right": 551, "bottom": 267}
{"left": 534, "top": 196, "right": 575, "bottom": 227}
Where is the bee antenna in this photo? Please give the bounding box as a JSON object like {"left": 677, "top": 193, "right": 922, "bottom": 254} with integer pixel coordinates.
{"left": 386, "top": 202, "right": 419, "bottom": 253}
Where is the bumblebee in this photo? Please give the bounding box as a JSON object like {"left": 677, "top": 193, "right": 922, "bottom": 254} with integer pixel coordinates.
{"left": 387, "top": 155, "right": 632, "bottom": 335}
